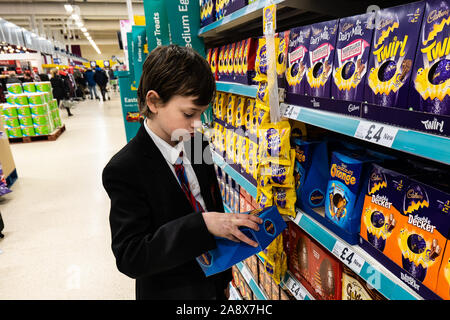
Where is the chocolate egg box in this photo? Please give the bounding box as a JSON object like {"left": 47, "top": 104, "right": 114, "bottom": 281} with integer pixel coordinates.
{"left": 342, "top": 265, "right": 386, "bottom": 300}
{"left": 276, "top": 30, "right": 290, "bottom": 89}
{"left": 286, "top": 26, "right": 311, "bottom": 95}
{"left": 288, "top": 221, "right": 312, "bottom": 289}
{"left": 305, "top": 19, "right": 339, "bottom": 98}
{"left": 332, "top": 12, "right": 375, "bottom": 102}
{"left": 364, "top": 1, "right": 426, "bottom": 109}
{"left": 409, "top": 0, "right": 450, "bottom": 115}
{"left": 360, "top": 163, "right": 450, "bottom": 292}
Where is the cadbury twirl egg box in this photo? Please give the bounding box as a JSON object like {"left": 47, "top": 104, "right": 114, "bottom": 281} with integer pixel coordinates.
{"left": 276, "top": 31, "right": 290, "bottom": 88}
{"left": 286, "top": 26, "right": 311, "bottom": 95}
{"left": 364, "top": 1, "right": 425, "bottom": 108}
{"left": 332, "top": 12, "right": 375, "bottom": 102}
{"left": 410, "top": 0, "right": 450, "bottom": 115}
{"left": 306, "top": 20, "right": 339, "bottom": 98}
{"left": 325, "top": 151, "right": 375, "bottom": 235}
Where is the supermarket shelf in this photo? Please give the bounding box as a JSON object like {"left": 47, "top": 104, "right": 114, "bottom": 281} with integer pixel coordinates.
{"left": 229, "top": 283, "right": 243, "bottom": 300}
{"left": 198, "top": 0, "right": 285, "bottom": 37}
{"left": 223, "top": 202, "right": 232, "bottom": 213}
{"left": 216, "top": 81, "right": 258, "bottom": 98}
{"left": 236, "top": 261, "right": 268, "bottom": 300}
{"left": 281, "top": 103, "right": 450, "bottom": 165}
{"left": 290, "top": 208, "right": 423, "bottom": 300}
{"left": 212, "top": 150, "right": 257, "bottom": 199}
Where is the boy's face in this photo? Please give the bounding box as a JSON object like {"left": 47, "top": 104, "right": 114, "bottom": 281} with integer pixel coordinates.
{"left": 149, "top": 94, "right": 209, "bottom": 145}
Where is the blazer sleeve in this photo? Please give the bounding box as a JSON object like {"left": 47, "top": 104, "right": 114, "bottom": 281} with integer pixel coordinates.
{"left": 102, "top": 160, "right": 217, "bottom": 279}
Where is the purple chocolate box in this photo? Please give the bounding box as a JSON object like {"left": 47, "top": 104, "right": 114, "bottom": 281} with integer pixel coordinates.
{"left": 409, "top": 0, "right": 450, "bottom": 116}
{"left": 305, "top": 19, "right": 339, "bottom": 98}
{"left": 286, "top": 26, "right": 311, "bottom": 95}
{"left": 332, "top": 12, "right": 375, "bottom": 102}
{"left": 364, "top": 1, "right": 426, "bottom": 109}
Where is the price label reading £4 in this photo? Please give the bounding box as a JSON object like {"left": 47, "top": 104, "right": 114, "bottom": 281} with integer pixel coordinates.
{"left": 332, "top": 241, "right": 365, "bottom": 274}
{"left": 285, "top": 275, "right": 308, "bottom": 300}
{"left": 283, "top": 104, "right": 301, "bottom": 120}
{"left": 354, "top": 120, "right": 399, "bottom": 148}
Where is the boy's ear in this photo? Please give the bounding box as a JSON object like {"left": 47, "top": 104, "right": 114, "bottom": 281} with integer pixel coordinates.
{"left": 145, "top": 90, "right": 161, "bottom": 115}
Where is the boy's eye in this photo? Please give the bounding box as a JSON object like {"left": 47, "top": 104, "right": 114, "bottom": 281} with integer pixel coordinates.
{"left": 184, "top": 113, "right": 194, "bottom": 118}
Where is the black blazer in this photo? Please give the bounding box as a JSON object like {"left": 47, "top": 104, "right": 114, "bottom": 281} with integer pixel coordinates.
{"left": 102, "top": 124, "right": 231, "bottom": 300}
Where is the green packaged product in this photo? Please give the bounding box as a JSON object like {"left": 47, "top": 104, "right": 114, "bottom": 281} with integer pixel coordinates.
{"left": 14, "top": 94, "right": 29, "bottom": 106}
{"left": 2, "top": 105, "right": 18, "bottom": 117}
{"left": 22, "top": 82, "right": 36, "bottom": 93}
{"left": 19, "top": 115, "right": 34, "bottom": 126}
{"left": 21, "top": 126, "right": 36, "bottom": 137}
{"left": 5, "top": 116, "right": 20, "bottom": 128}
{"left": 5, "top": 95, "right": 15, "bottom": 105}
{"left": 27, "top": 93, "right": 46, "bottom": 105}
{"left": 6, "top": 83, "right": 23, "bottom": 94}
{"left": 31, "top": 104, "right": 49, "bottom": 116}
{"left": 7, "top": 127, "right": 23, "bottom": 138}
{"left": 53, "top": 117, "right": 62, "bottom": 128}
{"left": 51, "top": 109, "right": 60, "bottom": 118}
{"left": 32, "top": 115, "right": 50, "bottom": 126}
{"left": 48, "top": 99, "right": 58, "bottom": 111}
{"left": 44, "top": 92, "right": 50, "bottom": 103}
{"left": 34, "top": 124, "right": 51, "bottom": 135}
{"left": 35, "top": 82, "right": 51, "bottom": 93}
{"left": 16, "top": 105, "right": 32, "bottom": 117}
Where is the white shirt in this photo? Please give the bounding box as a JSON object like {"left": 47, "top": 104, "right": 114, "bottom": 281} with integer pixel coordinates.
{"left": 144, "top": 120, "right": 207, "bottom": 211}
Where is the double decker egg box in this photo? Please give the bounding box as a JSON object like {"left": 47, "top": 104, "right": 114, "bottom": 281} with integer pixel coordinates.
{"left": 409, "top": 0, "right": 450, "bottom": 115}
{"left": 332, "top": 12, "right": 375, "bottom": 102}
{"left": 364, "top": 1, "right": 426, "bottom": 108}
{"left": 305, "top": 19, "right": 339, "bottom": 98}
{"left": 286, "top": 26, "right": 312, "bottom": 95}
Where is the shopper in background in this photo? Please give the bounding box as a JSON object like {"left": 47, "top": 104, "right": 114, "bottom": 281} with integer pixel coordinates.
{"left": 108, "top": 67, "right": 118, "bottom": 92}
{"left": 94, "top": 65, "right": 110, "bottom": 101}
{"left": 73, "top": 69, "right": 86, "bottom": 100}
{"left": 84, "top": 68, "right": 99, "bottom": 100}
{"left": 22, "top": 71, "right": 33, "bottom": 83}
{"left": 50, "top": 69, "right": 73, "bottom": 117}
{"left": 103, "top": 45, "right": 262, "bottom": 300}
{"left": 6, "top": 72, "right": 21, "bottom": 84}
{"left": 39, "top": 73, "right": 50, "bottom": 81}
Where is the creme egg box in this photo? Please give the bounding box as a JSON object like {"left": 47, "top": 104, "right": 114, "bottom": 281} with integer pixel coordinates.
{"left": 197, "top": 206, "right": 287, "bottom": 277}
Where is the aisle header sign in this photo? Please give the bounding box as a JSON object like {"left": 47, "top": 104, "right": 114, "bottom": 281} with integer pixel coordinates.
{"left": 165, "top": 0, "right": 205, "bottom": 55}
{"left": 143, "top": 0, "right": 171, "bottom": 51}
{"left": 131, "top": 25, "right": 147, "bottom": 87}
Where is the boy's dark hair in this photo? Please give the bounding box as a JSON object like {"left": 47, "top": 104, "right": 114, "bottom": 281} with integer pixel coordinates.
{"left": 137, "top": 45, "right": 216, "bottom": 118}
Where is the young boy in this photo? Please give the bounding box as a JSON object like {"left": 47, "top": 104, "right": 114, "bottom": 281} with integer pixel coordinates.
{"left": 102, "top": 45, "right": 262, "bottom": 300}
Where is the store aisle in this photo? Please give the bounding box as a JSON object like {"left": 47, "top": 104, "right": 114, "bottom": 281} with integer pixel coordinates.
{"left": 0, "top": 93, "right": 135, "bottom": 299}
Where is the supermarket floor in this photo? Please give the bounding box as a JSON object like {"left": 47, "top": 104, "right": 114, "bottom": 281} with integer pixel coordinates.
{"left": 0, "top": 92, "right": 135, "bottom": 299}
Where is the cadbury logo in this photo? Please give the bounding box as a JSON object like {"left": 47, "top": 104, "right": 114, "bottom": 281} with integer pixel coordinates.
{"left": 407, "top": 189, "right": 424, "bottom": 200}
{"left": 428, "top": 9, "right": 450, "bottom": 24}
{"left": 348, "top": 104, "right": 360, "bottom": 112}
{"left": 370, "top": 172, "right": 383, "bottom": 182}
{"left": 377, "top": 18, "right": 395, "bottom": 30}
{"left": 421, "top": 119, "right": 444, "bottom": 133}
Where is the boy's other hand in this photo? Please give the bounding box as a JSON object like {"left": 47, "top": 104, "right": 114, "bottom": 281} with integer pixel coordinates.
{"left": 202, "top": 211, "right": 263, "bottom": 247}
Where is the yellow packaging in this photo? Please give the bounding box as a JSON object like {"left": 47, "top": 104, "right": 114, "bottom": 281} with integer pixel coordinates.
{"left": 247, "top": 140, "right": 258, "bottom": 178}
{"left": 256, "top": 102, "right": 270, "bottom": 128}
{"left": 239, "top": 137, "right": 249, "bottom": 170}
{"left": 233, "top": 41, "right": 241, "bottom": 75}
{"left": 250, "top": 101, "right": 259, "bottom": 135}
{"left": 259, "top": 149, "right": 295, "bottom": 188}
{"left": 212, "top": 93, "right": 219, "bottom": 118}
{"left": 218, "top": 45, "right": 225, "bottom": 75}
{"left": 258, "top": 120, "right": 291, "bottom": 165}
{"left": 227, "top": 43, "right": 236, "bottom": 76}
{"left": 217, "top": 92, "right": 228, "bottom": 120}
{"left": 224, "top": 44, "right": 230, "bottom": 75}
{"left": 226, "top": 130, "right": 237, "bottom": 162}
{"left": 244, "top": 98, "right": 255, "bottom": 132}
{"left": 218, "top": 124, "right": 226, "bottom": 152}
{"left": 226, "top": 94, "right": 236, "bottom": 126}
{"left": 235, "top": 135, "right": 243, "bottom": 167}
{"left": 238, "top": 39, "right": 245, "bottom": 75}
{"left": 256, "top": 184, "right": 273, "bottom": 209}
{"left": 260, "top": 233, "right": 286, "bottom": 284}
{"left": 235, "top": 96, "right": 246, "bottom": 128}
{"left": 273, "top": 186, "right": 296, "bottom": 217}
{"left": 256, "top": 81, "right": 269, "bottom": 106}
{"left": 255, "top": 38, "right": 267, "bottom": 79}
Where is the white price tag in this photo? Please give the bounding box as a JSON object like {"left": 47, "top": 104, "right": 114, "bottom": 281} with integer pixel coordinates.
{"left": 332, "top": 240, "right": 365, "bottom": 274}
{"left": 240, "top": 264, "right": 253, "bottom": 284}
{"left": 283, "top": 104, "right": 301, "bottom": 120}
{"left": 354, "top": 120, "right": 399, "bottom": 148}
{"left": 285, "top": 275, "right": 307, "bottom": 300}
{"left": 293, "top": 209, "right": 304, "bottom": 225}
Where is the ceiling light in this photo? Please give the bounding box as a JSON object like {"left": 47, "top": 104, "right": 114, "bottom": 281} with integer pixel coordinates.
{"left": 76, "top": 21, "right": 83, "bottom": 28}
{"left": 83, "top": 32, "right": 89, "bottom": 37}
{"left": 80, "top": 27, "right": 87, "bottom": 33}
{"left": 64, "top": 4, "right": 73, "bottom": 13}
{"left": 70, "top": 14, "right": 80, "bottom": 21}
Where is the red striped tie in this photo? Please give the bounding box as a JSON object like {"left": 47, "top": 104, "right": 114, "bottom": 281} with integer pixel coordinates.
{"left": 174, "top": 151, "right": 204, "bottom": 212}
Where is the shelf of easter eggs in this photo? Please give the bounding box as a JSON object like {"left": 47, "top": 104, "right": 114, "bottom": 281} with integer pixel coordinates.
{"left": 280, "top": 101, "right": 450, "bottom": 166}
{"left": 199, "top": 0, "right": 286, "bottom": 38}
{"left": 229, "top": 282, "right": 243, "bottom": 300}
{"left": 216, "top": 81, "right": 258, "bottom": 98}
{"left": 235, "top": 260, "right": 269, "bottom": 300}
{"left": 289, "top": 207, "right": 443, "bottom": 300}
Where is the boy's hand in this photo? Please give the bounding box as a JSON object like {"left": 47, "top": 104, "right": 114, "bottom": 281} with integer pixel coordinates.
{"left": 202, "top": 211, "right": 263, "bottom": 247}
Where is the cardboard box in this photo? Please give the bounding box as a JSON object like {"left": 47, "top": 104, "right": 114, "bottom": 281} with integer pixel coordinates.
{"left": 436, "top": 243, "right": 450, "bottom": 299}
{"left": 342, "top": 266, "right": 386, "bottom": 300}
{"left": 286, "top": 26, "right": 311, "bottom": 95}
{"left": 309, "top": 238, "right": 343, "bottom": 300}
{"left": 364, "top": 1, "right": 425, "bottom": 108}
{"left": 271, "top": 277, "right": 280, "bottom": 300}
{"left": 0, "top": 116, "right": 17, "bottom": 177}
{"left": 276, "top": 30, "right": 290, "bottom": 88}
{"left": 198, "top": 206, "right": 287, "bottom": 277}
{"left": 288, "top": 221, "right": 312, "bottom": 287}
{"left": 409, "top": 0, "right": 450, "bottom": 115}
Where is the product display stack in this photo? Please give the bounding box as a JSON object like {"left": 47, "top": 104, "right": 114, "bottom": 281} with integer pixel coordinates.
{"left": 201, "top": 0, "right": 450, "bottom": 301}
{"left": 1, "top": 82, "right": 63, "bottom": 139}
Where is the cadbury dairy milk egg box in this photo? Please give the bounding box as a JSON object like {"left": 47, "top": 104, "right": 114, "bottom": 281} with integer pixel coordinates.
{"left": 305, "top": 19, "right": 339, "bottom": 98}
{"left": 286, "top": 26, "right": 312, "bottom": 95}
{"left": 332, "top": 12, "right": 376, "bottom": 102}
{"left": 364, "top": 1, "right": 426, "bottom": 109}
{"left": 409, "top": 0, "right": 450, "bottom": 115}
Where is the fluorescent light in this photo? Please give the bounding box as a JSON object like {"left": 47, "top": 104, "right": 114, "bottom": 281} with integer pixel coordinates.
{"left": 76, "top": 21, "right": 83, "bottom": 28}
{"left": 83, "top": 32, "right": 89, "bottom": 37}
{"left": 70, "top": 14, "right": 80, "bottom": 21}
{"left": 64, "top": 4, "right": 73, "bottom": 13}
{"left": 80, "top": 27, "right": 87, "bottom": 33}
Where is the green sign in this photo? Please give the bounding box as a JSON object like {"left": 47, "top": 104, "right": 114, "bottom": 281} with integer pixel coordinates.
{"left": 126, "top": 32, "right": 136, "bottom": 89}
{"left": 132, "top": 25, "right": 147, "bottom": 87}
{"left": 143, "top": 0, "right": 171, "bottom": 51}
{"left": 117, "top": 71, "right": 141, "bottom": 142}
{"left": 165, "top": 0, "right": 205, "bottom": 56}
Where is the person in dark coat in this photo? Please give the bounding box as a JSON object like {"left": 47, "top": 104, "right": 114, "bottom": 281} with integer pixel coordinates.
{"left": 50, "top": 69, "right": 73, "bottom": 116}
{"left": 6, "top": 72, "right": 21, "bottom": 84}
{"left": 84, "top": 68, "right": 99, "bottom": 100}
{"left": 94, "top": 66, "right": 110, "bottom": 101}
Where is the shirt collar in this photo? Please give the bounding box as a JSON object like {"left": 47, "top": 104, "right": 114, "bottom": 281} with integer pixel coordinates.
{"left": 144, "top": 119, "right": 184, "bottom": 165}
